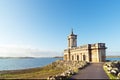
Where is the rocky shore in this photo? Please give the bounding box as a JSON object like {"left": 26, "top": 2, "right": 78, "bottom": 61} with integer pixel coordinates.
{"left": 0, "top": 60, "right": 89, "bottom": 79}
{"left": 104, "top": 61, "right": 120, "bottom": 79}
{"left": 47, "top": 60, "right": 89, "bottom": 80}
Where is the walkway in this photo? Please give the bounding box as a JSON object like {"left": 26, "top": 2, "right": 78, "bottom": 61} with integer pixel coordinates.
{"left": 71, "top": 63, "right": 109, "bottom": 79}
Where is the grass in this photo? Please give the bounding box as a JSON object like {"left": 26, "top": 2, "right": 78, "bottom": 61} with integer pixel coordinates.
{"left": 0, "top": 63, "right": 66, "bottom": 79}
{"left": 0, "top": 60, "right": 88, "bottom": 79}
{"left": 103, "top": 65, "right": 117, "bottom": 79}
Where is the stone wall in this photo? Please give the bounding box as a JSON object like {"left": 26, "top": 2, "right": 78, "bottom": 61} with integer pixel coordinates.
{"left": 64, "top": 43, "right": 106, "bottom": 62}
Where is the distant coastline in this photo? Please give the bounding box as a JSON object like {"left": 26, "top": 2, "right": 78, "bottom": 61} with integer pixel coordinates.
{"left": 0, "top": 56, "right": 119, "bottom": 59}
{"left": 0, "top": 57, "right": 35, "bottom": 59}
{"left": 0, "top": 56, "right": 63, "bottom": 59}
{"left": 106, "top": 56, "right": 120, "bottom": 58}
{"left": 53, "top": 56, "right": 63, "bottom": 58}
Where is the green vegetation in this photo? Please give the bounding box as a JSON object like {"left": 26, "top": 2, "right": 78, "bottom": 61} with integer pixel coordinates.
{"left": 0, "top": 60, "right": 88, "bottom": 79}
{"left": 0, "top": 62, "right": 66, "bottom": 79}
{"left": 103, "top": 64, "right": 117, "bottom": 79}
{"left": 103, "top": 61, "right": 120, "bottom": 79}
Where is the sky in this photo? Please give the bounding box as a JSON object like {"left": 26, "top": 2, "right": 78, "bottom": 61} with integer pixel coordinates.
{"left": 0, "top": 0, "right": 120, "bottom": 57}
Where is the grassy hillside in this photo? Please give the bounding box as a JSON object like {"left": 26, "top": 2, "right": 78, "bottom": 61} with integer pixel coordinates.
{"left": 0, "top": 60, "right": 88, "bottom": 79}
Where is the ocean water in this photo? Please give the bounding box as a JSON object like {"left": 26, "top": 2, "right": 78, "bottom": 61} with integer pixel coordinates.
{"left": 0, "top": 57, "right": 119, "bottom": 71}
{"left": 106, "top": 58, "right": 120, "bottom": 61}
{"left": 0, "top": 58, "right": 62, "bottom": 71}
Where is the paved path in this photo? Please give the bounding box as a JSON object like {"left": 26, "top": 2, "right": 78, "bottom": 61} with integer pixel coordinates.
{"left": 71, "top": 63, "right": 109, "bottom": 79}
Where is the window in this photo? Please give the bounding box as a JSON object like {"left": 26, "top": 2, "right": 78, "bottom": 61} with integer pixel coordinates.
{"left": 72, "top": 55, "right": 74, "bottom": 60}
{"left": 77, "top": 55, "right": 79, "bottom": 61}
{"left": 83, "top": 55, "right": 86, "bottom": 61}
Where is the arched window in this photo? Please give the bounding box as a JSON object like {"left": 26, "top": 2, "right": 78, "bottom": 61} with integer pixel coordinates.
{"left": 83, "top": 55, "right": 86, "bottom": 61}
{"left": 72, "top": 55, "right": 74, "bottom": 60}
{"left": 77, "top": 55, "right": 79, "bottom": 61}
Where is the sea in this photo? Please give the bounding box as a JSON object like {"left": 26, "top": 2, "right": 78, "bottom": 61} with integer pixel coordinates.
{"left": 0, "top": 57, "right": 119, "bottom": 71}
{"left": 106, "top": 57, "right": 120, "bottom": 61}
{"left": 0, "top": 58, "right": 62, "bottom": 71}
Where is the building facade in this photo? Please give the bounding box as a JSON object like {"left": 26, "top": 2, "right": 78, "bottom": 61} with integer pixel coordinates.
{"left": 64, "top": 30, "right": 107, "bottom": 62}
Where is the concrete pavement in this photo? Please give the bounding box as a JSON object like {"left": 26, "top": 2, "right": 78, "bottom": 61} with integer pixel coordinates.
{"left": 71, "top": 63, "right": 109, "bottom": 79}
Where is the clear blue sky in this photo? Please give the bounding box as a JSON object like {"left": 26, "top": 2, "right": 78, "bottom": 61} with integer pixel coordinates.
{"left": 0, "top": 0, "right": 120, "bottom": 57}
